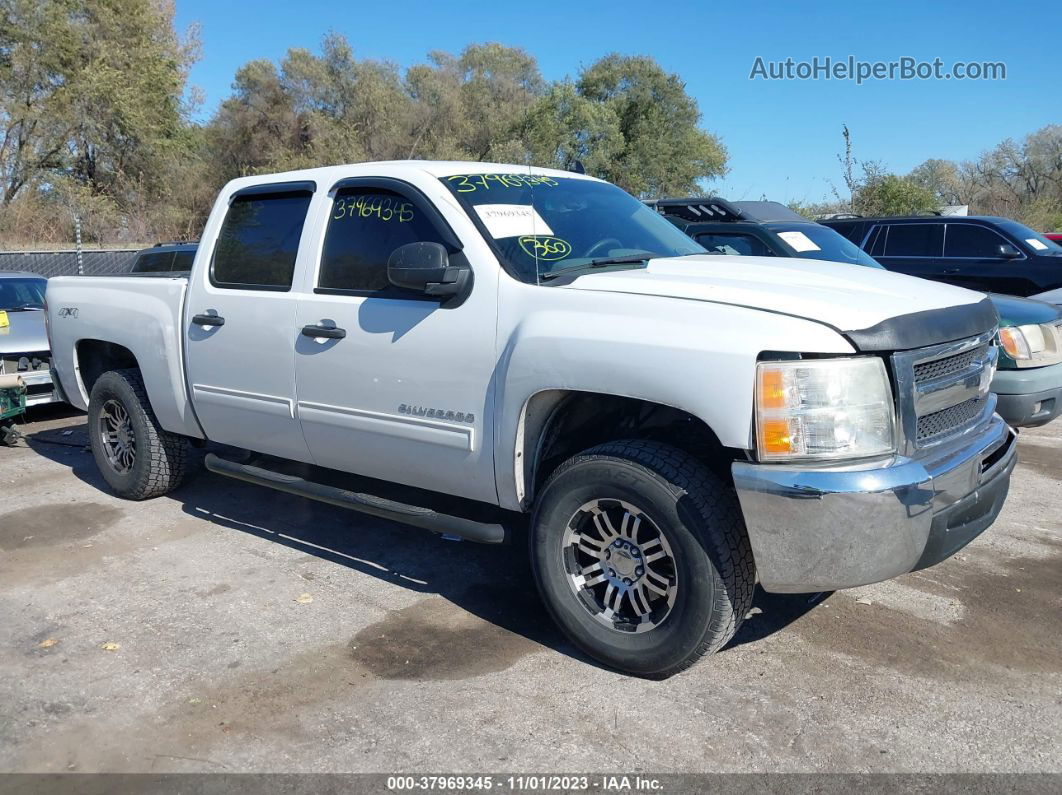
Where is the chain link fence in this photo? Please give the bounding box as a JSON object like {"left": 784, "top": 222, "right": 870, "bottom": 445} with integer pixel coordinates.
{"left": 0, "top": 248, "right": 140, "bottom": 278}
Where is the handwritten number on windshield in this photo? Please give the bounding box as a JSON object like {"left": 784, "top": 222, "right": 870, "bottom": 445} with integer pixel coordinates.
{"left": 519, "top": 236, "right": 572, "bottom": 260}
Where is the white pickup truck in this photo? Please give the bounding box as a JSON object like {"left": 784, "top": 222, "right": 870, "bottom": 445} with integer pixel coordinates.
{"left": 46, "top": 161, "right": 1016, "bottom": 677}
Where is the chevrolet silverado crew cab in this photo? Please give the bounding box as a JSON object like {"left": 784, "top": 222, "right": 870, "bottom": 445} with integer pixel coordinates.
{"left": 46, "top": 161, "right": 1016, "bottom": 678}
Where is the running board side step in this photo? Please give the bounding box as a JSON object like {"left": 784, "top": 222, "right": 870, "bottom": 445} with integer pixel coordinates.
{"left": 203, "top": 453, "right": 506, "bottom": 544}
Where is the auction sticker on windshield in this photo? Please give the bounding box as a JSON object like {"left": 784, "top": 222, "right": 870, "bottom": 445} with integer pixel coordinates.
{"left": 777, "top": 230, "right": 822, "bottom": 252}
{"left": 474, "top": 204, "right": 554, "bottom": 239}
{"left": 0, "top": 311, "right": 8, "bottom": 328}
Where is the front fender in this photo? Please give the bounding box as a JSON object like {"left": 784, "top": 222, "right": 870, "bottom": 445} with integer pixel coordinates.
{"left": 492, "top": 287, "right": 854, "bottom": 511}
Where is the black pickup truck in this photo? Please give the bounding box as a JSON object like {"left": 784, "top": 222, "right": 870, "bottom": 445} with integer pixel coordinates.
{"left": 821, "top": 215, "right": 1062, "bottom": 299}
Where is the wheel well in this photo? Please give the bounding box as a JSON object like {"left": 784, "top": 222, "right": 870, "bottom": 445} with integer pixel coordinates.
{"left": 522, "top": 391, "right": 738, "bottom": 506}
{"left": 76, "top": 340, "right": 139, "bottom": 398}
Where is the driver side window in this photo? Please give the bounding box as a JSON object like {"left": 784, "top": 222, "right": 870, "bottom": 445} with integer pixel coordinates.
{"left": 944, "top": 224, "right": 1012, "bottom": 258}
{"left": 318, "top": 187, "right": 449, "bottom": 294}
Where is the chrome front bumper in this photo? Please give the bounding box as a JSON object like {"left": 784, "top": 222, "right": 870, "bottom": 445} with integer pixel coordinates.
{"left": 731, "top": 412, "right": 1016, "bottom": 593}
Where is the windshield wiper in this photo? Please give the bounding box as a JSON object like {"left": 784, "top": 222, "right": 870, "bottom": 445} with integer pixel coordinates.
{"left": 3, "top": 304, "right": 44, "bottom": 312}
{"left": 540, "top": 255, "right": 653, "bottom": 281}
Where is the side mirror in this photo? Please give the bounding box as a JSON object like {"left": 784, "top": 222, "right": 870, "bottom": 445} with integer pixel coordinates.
{"left": 387, "top": 242, "right": 471, "bottom": 303}
{"left": 997, "top": 243, "right": 1021, "bottom": 259}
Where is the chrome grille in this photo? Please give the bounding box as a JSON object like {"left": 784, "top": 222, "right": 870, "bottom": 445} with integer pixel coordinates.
{"left": 916, "top": 397, "right": 985, "bottom": 443}
{"left": 913, "top": 344, "right": 989, "bottom": 382}
{"left": 892, "top": 332, "right": 997, "bottom": 453}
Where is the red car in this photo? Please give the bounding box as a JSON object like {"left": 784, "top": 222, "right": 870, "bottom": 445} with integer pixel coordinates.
{"left": 1046, "top": 233, "right": 1062, "bottom": 244}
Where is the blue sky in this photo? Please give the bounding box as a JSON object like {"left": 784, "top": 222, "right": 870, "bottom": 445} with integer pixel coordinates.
{"left": 174, "top": 0, "right": 1059, "bottom": 202}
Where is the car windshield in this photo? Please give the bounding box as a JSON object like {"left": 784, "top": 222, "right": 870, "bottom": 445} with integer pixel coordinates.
{"left": 995, "top": 219, "right": 1062, "bottom": 255}
{"left": 440, "top": 173, "right": 705, "bottom": 283}
{"left": 769, "top": 224, "right": 883, "bottom": 268}
{"left": 0, "top": 277, "right": 47, "bottom": 310}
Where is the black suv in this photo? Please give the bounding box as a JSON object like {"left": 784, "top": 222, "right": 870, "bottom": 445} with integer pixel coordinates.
{"left": 647, "top": 198, "right": 881, "bottom": 267}
{"left": 821, "top": 215, "right": 1062, "bottom": 298}
{"left": 129, "top": 242, "right": 197, "bottom": 275}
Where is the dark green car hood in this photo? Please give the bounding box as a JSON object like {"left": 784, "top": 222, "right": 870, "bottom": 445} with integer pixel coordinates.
{"left": 990, "top": 293, "right": 1062, "bottom": 327}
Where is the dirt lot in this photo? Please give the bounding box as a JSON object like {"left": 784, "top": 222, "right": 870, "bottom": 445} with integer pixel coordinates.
{"left": 0, "top": 405, "right": 1059, "bottom": 774}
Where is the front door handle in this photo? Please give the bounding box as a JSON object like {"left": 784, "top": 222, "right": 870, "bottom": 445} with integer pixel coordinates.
{"left": 192, "top": 313, "right": 225, "bottom": 327}
{"left": 301, "top": 324, "right": 346, "bottom": 340}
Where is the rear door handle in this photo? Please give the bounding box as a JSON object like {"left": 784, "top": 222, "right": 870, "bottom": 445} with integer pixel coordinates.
{"left": 301, "top": 324, "right": 346, "bottom": 340}
{"left": 192, "top": 313, "right": 225, "bottom": 327}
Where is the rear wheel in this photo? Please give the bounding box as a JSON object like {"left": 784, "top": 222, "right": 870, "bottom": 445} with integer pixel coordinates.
{"left": 530, "top": 440, "right": 754, "bottom": 678}
{"left": 88, "top": 368, "right": 187, "bottom": 499}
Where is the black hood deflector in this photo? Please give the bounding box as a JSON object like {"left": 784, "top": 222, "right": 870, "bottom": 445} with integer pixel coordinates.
{"left": 843, "top": 297, "right": 998, "bottom": 352}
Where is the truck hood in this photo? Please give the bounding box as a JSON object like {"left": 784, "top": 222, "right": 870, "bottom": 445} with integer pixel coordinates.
{"left": 0, "top": 309, "right": 48, "bottom": 354}
{"left": 562, "top": 255, "right": 988, "bottom": 334}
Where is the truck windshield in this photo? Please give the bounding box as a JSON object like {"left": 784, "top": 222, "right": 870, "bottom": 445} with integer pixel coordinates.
{"left": 0, "top": 278, "right": 46, "bottom": 311}
{"left": 440, "top": 173, "right": 705, "bottom": 283}
{"left": 768, "top": 224, "right": 883, "bottom": 268}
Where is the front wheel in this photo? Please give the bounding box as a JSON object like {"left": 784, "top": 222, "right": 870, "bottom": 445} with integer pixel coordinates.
{"left": 530, "top": 440, "right": 755, "bottom": 678}
{"left": 87, "top": 368, "right": 188, "bottom": 500}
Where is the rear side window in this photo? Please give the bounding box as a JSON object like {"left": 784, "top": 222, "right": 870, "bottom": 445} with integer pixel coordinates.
{"left": 172, "top": 250, "right": 195, "bottom": 271}
{"left": 883, "top": 223, "right": 943, "bottom": 257}
{"left": 212, "top": 191, "right": 313, "bottom": 290}
{"left": 318, "top": 188, "right": 449, "bottom": 293}
{"left": 133, "top": 251, "right": 174, "bottom": 273}
{"left": 945, "top": 224, "right": 1008, "bottom": 257}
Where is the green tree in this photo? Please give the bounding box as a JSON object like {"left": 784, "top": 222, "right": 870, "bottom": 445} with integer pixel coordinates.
{"left": 0, "top": 0, "right": 80, "bottom": 204}
{"left": 518, "top": 81, "right": 623, "bottom": 174}
{"left": 575, "top": 54, "right": 726, "bottom": 196}
{"left": 67, "top": 0, "right": 196, "bottom": 196}
{"left": 0, "top": 0, "right": 197, "bottom": 243}
{"left": 207, "top": 58, "right": 306, "bottom": 179}
{"left": 908, "top": 158, "right": 966, "bottom": 206}
{"left": 406, "top": 43, "right": 544, "bottom": 161}
{"left": 854, "top": 169, "right": 938, "bottom": 216}
{"left": 827, "top": 126, "right": 938, "bottom": 217}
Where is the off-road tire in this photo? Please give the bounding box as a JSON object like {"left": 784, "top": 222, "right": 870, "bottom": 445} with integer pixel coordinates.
{"left": 530, "top": 439, "right": 755, "bottom": 678}
{"left": 88, "top": 368, "right": 187, "bottom": 500}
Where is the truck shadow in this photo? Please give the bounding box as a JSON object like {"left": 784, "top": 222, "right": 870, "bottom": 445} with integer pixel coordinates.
{"left": 25, "top": 419, "right": 824, "bottom": 675}
{"left": 725, "top": 588, "right": 832, "bottom": 650}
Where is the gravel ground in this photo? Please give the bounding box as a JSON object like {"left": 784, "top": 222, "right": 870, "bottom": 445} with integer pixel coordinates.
{"left": 0, "top": 405, "right": 1059, "bottom": 774}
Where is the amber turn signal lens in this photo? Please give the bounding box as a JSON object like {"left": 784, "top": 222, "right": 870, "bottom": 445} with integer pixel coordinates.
{"left": 760, "top": 418, "right": 794, "bottom": 454}
{"left": 758, "top": 367, "right": 788, "bottom": 409}
{"left": 998, "top": 326, "right": 1032, "bottom": 360}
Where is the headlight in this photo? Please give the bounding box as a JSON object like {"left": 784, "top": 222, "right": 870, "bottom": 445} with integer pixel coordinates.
{"left": 998, "top": 323, "right": 1062, "bottom": 367}
{"left": 755, "top": 357, "right": 895, "bottom": 462}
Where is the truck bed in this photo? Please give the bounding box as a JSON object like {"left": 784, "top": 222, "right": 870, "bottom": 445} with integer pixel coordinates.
{"left": 45, "top": 275, "right": 204, "bottom": 438}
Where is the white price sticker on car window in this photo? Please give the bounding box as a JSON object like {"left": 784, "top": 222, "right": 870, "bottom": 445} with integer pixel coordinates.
{"left": 1027, "top": 238, "right": 1048, "bottom": 251}
{"left": 777, "top": 230, "right": 821, "bottom": 252}
{"left": 474, "top": 204, "right": 554, "bottom": 239}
